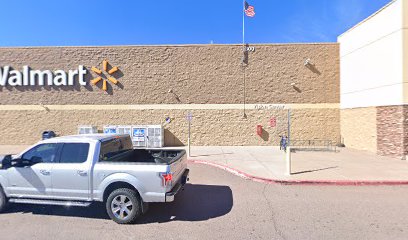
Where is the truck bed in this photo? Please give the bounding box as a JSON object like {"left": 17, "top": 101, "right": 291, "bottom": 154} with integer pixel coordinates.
{"left": 100, "top": 149, "right": 186, "bottom": 165}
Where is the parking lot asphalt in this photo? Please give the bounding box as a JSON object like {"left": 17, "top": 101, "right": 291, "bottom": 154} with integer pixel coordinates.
{"left": 1, "top": 163, "right": 408, "bottom": 240}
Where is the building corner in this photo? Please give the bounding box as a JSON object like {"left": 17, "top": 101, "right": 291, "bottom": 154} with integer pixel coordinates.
{"left": 402, "top": 0, "right": 408, "bottom": 159}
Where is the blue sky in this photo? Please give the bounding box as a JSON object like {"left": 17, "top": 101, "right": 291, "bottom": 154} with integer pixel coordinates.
{"left": 0, "top": 0, "right": 391, "bottom": 46}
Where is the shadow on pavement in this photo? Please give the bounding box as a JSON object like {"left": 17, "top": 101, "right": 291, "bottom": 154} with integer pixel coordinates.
{"left": 3, "top": 202, "right": 110, "bottom": 220}
{"left": 3, "top": 184, "right": 233, "bottom": 223}
{"left": 291, "top": 166, "right": 339, "bottom": 175}
{"left": 138, "top": 184, "right": 233, "bottom": 224}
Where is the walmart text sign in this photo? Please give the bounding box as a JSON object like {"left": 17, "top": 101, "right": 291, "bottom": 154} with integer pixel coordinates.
{"left": 0, "top": 66, "right": 87, "bottom": 86}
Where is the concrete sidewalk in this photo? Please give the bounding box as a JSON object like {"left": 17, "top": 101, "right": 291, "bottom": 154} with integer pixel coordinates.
{"left": 1, "top": 145, "right": 408, "bottom": 183}
{"left": 188, "top": 146, "right": 408, "bottom": 183}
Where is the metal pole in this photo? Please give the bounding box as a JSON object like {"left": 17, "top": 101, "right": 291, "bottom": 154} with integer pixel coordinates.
{"left": 188, "top": 120, "right": 191, "bottom": 157}
{"left": 242, "top": 0, "right": 246, "bottom": 117}
{"left": 287, "top": 109, "right": 291, "bottom": 146}
{"left": 243, "top": 67, "right": 246, "bottom": 117}
{"left": 242, "top": 0, "right": 245, "bottom": 50}
{"left": 286, "top": 109, "right": 291, "bottom": 175}
{"left": 286, "top": 147, "right": 291, "bottom": 175}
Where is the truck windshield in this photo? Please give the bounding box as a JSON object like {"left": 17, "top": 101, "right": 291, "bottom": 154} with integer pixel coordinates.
{"left": 99, "top": 137, "right": 133, "bottom": 161}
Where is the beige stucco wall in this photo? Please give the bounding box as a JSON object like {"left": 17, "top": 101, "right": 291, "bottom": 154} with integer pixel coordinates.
{"left": 0, "top": 44, "right": 339, "bottom": 105}
{"left": 341, "top": 107, "right": 378, "bottom": 153}
{"left": 0, "top": 44, "right": 340, "bottom": 146}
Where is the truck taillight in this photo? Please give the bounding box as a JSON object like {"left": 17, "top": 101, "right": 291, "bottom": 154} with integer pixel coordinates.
{"left": 161, "top": 172, "right": 173, "bottom": 186}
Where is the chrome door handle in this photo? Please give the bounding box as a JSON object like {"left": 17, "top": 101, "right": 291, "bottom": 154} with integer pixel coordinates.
{"left": 39, "top": 170, "right": 50, "bottom": 175}
{"left": 77, "top": 170, "right": 88, "bottom": 176}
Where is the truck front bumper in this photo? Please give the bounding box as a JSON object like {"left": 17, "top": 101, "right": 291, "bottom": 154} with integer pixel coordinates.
{"left": 165, "top": 169, "right": 189, "bottom": 202}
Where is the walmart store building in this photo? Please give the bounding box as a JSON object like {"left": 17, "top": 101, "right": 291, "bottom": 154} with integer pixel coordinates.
{"left": 0, "top": 0, "right": 407, "bottom": 159}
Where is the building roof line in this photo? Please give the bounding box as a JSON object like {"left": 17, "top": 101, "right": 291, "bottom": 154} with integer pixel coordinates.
{"left": 0, "top": 42, "right": 338, "bottom": 49}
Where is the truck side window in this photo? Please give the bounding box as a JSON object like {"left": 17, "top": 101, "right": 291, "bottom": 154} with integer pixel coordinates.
{"left": 22, "top": 143, "right": 59, "bottom": 163}
{"left": 59, "top": 143, "right": 90, "bottom": 164}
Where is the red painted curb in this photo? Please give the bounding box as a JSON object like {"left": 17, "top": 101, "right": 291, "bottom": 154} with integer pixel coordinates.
{"left": 188, "top": 159, "right": 408, "bottom": 186}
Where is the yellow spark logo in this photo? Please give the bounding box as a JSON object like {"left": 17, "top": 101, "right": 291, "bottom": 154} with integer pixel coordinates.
{"left": 90, "top": 60, "right": 119, "bottom": 91}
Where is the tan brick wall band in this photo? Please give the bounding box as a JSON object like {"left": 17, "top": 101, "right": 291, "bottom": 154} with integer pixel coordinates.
{"left": 340, "top": 107, "right": 378, "bottom": 153}
{"left": 0, "top": 108, "right": 340, "bottom": 146}
{"left": 0, "top": 103, "right": 340, "bottom": 111}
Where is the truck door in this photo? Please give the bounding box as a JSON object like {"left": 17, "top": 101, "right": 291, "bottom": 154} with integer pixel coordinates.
{"left": 6, "top": 143, "right": 59, "bottom": 198}
{"left": 50, "top": 143, "right": 91, "bottom": 200}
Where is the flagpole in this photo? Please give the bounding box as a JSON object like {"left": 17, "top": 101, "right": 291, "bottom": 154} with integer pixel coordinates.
{"left": 242, "top": 0, "right": 246, "bottom": 118}
{"left": 242, "top": 0, "right": 245, "bottom": 50}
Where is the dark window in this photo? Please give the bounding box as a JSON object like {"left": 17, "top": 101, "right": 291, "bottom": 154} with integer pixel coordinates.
{"left": 22, "top": 143, "right": 59, "bottom": 163}
{"left": 100, "top": 137, "right": 133, "bottom": 161}
{"left": 59, "top": 143, "right": 90, "bottom": 164}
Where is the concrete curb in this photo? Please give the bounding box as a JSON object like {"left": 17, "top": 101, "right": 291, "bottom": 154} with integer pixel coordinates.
{"left": 188, "top": 159, "right": 408, "bottom": 186}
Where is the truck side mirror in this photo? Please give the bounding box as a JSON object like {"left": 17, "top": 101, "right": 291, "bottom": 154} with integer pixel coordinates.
{"left": 1, "top": 155, "right": 12, "bottom": 169}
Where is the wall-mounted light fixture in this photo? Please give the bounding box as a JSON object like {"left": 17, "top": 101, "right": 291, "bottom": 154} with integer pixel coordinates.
{"left": 291, "top": 82, "right": 302, "bottom": 93}
{"left": 167, "top": 88, "right": 181, "bottom": 102}
{"left": 304, "top": 58, "right": 321, "bottom": 75}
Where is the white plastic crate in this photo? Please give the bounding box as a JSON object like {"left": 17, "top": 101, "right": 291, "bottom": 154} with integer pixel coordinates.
{"left": 146, "top": 125, "right": 164, "bottom": 148}
{"left": 131, "top": 125, "right": 164, "bottom": 148}
{"left": 117, "top": 125, "right": 132, "bottom": 136}
{"left": 78, "top": 126, "right": 98, "bottom": 134}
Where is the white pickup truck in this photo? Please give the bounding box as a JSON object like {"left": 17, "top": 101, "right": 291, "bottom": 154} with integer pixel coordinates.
{"left": 0, "top": 134, "right": 189, "bottom": 224}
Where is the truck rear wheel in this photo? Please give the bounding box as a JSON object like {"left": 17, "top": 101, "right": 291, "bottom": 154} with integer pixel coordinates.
{"left": 106, "top": 188, "right": 141, "bottom": 224}
{"left": 0, "top": 186, "right": 8, "bottom": 213}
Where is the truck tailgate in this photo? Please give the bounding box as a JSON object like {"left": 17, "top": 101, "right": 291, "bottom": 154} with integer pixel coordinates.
{"left": 168, "top": 150, "right": 188, "bottom": 186}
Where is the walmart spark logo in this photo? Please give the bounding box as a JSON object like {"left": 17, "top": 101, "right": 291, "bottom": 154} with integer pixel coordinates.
{"left": 90, "top": 60, "right": 119, "bottom": 91}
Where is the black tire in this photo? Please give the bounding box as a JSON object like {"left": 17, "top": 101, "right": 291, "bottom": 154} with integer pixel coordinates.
{"left": 105, "top": 188, "right": 141, "bottom": 224}
{"left": 0, "top": 186, "right": 8, "bottom": 213}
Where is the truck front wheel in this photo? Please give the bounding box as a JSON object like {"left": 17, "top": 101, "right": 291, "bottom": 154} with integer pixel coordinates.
{"left": 106, "top": 188, "right": 142, "bottom": 224}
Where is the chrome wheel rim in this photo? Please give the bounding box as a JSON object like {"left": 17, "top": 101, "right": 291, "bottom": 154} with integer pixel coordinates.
{"left": 111, "top": 195, "right": 133, "bottom": 220}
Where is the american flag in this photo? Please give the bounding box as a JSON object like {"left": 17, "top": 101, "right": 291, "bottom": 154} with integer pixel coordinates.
{"left": 244, "top": 1, "right": 255, "bottom": 17}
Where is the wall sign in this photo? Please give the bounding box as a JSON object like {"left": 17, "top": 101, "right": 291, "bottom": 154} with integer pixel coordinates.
{"left": 0, "top": 65, "right": 87, "bottom": 87}
{"left": 269, "top": 117, "right": 276, "bottom": 128}
{"left": 186, "top": 112, "right": 193, "bottom": 122}
{"left": 90, "top": 60, "right": 120, "bottom": 92}
{"left": 133, "top": 128, "right": 146, "bottom": 142}
{"left": 246, "top": 46, "right": 255, "bottom": 52}
{"left": 0, "top": 60, "right": 121, "bottom": 93}
{"left": 255, "top": 104, "right": 286, "bottom": 110}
